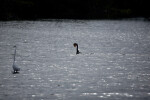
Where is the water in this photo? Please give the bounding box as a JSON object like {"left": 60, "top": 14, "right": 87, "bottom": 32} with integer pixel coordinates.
{"left": 0, "top": 20, "right": 150, "bottom": 100}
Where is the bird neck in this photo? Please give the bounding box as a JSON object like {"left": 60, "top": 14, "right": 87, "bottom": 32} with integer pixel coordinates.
{"left": 76, "top": 45, "right": 78, "bottom": 51}
{"left": 14, "top": 48, "right": 16, "bottom": 62}
{"left": 76, "top": 45, "right": 80, "bottom": 54}
{"left": 13, "top": 61, "right": 15, "bottom": 66}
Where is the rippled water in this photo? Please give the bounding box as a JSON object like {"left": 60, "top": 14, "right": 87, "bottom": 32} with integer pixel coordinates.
{"left": 0, "top": 20, "right": 150, "bottom": 100}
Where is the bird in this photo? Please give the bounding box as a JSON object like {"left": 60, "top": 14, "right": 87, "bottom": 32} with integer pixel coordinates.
{"left": 73, "top": 43, "right": 81, "bottom": 54}
{"left": 12, "top": 46, "right": 20, "bottom": 74}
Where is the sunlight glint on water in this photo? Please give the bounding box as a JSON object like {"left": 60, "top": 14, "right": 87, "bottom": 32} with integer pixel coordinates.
{"left": 0, "top": 20, "right": 150, "bottom": 100}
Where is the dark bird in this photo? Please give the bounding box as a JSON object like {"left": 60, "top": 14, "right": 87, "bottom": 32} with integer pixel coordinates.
{"left": 12, "top": 46, "right": 20, "bottom": 74}
{"left": 73, "top": 43, "right": 81, "bottom": 54}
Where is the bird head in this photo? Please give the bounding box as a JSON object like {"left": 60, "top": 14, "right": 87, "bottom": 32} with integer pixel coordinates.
{"left": 73, "top": 43, "right": 78, "bottom": 47}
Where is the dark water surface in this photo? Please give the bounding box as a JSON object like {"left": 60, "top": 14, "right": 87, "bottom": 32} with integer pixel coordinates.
{"left": 0, "top": 20, "right": 150, "bottom": 100}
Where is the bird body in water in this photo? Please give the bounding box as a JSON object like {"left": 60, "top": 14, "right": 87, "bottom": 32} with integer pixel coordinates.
{"left": 73, "top": 43, "right": 81, "bottom": 54}
{"left": 12, "top": 46, "right": 20, "bottom": 74}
